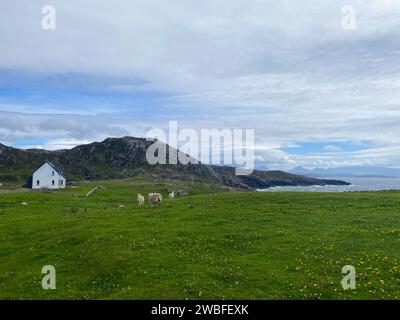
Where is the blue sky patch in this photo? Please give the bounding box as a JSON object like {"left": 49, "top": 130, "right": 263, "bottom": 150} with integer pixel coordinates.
{"left": 282, "top": 141, "right": 372, "bottom": 155}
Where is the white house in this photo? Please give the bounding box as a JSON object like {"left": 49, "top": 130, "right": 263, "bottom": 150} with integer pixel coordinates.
{"left": 30, "top": 162, "right": 66, "bottom": 189}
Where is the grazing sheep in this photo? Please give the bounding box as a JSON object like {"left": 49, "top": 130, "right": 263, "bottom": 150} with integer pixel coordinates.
{"left": 119, "top": 205, "right": 125, "bottom": 208}
{"left": 148, "top": 193, "right": 162, "bottom": 206}
{"left": 168, "top": 191, "right": 175, "bottom": 201}
{"left": 21, "top": 202, "right": 28, "bottom": 206}
{"left": 148, "top": 192, "right": 162, "bottom": 201}
{"left": 137, "top": 194, "right": 145, "bottom": 206}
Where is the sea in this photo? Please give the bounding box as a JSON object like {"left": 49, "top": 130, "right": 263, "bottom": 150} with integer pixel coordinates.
{"left": 258, "top": 177, "right": 400, "bottom": 192}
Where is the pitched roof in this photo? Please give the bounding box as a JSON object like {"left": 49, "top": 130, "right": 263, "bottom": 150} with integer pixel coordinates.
{"left": 45, "top": 161, "right": 66, "bottom": 179}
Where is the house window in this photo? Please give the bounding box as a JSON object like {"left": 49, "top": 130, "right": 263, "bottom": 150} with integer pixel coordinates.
{"left": 59, "top": 180, "right": 63, "bottom": 186}
{"left": 52, "top": 180, "right": 55, "bottom": 186}
{"left": 36, "top": 180, "right": 40, "bottom": 186}
{"left": 52, "top": 171, "right": 55, "bottom": 176}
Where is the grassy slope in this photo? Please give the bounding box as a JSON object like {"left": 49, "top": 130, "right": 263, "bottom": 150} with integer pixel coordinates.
{"left": 0, "top": 178, "right": 399, "bottom": 300}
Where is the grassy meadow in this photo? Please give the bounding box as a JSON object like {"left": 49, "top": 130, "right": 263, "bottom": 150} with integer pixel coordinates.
{"left": 0, "top": 178, "right": 400, "bottom": 300}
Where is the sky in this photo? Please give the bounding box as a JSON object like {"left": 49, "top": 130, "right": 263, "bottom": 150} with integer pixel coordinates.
{"left": 1, "top": 0, "right": 400, "bottom": 170}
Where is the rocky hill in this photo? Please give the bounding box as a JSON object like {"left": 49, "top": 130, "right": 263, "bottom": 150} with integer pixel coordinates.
{"left": 0, "top": 137, "right": 349, "bottom": 189}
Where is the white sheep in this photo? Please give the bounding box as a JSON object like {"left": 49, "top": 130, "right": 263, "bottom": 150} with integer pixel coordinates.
{"left": 168, "top": 191, "right": 175, "bottom": 201}
{"left": 148, "top": 193, "right": 162, "bottom": 206}
{"left": 148, "top": 192, "right": 162, "bottom": 201}
{"left": 137, "top": 194, "right": 145, "bottom": 205}
{"left": 21, "top": 202, "right": 28, "bottom": 206}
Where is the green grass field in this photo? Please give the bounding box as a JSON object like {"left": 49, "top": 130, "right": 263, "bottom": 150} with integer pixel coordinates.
{"left": 0, "top": 178, "right": 399, "bottom": 300}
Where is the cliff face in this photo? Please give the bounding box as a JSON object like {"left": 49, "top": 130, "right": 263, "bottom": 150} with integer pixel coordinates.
{"left": 0, "top": 137, "right": 350, "bottom": 189}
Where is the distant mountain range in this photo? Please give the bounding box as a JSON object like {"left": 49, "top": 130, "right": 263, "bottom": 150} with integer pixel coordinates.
{"left": 0, "top": 137, "right": 349, "bottom": 189}
{"left": 289, "top": 166, "right": 400, "bottom": 178}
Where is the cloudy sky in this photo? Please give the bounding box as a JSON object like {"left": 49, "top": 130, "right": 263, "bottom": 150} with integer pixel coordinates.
{"left": 1, "top": 0, "right": 400, "bottom": 170}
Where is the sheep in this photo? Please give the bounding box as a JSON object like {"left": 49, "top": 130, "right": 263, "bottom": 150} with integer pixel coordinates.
{"left": 137, "top": 194, "right": 145, "bottom": 206}
{"left": 148, "top": 193, "right": 162, "bottom": 206}
{"left": 168, "top": 191, "right": 175, "bottom": 201}
{"left": 148, "top": 192, "right": 162, "bottom": 201}
{"left": 21, "top": 202, "right": 28, "bottom": 206}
